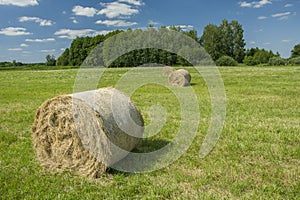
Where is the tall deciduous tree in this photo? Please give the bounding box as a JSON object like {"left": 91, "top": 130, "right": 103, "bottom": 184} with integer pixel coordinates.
{"left": 56, "top": 48, "right": 69, "bottom": 66}
{"left": 291, "top": 44, "right": 300, "bottom": 58}
{"left": 200, "top": 24, "right": 222, "bottom": 61}
{"left": 231, "top": 20, "right": 246, "bottom": 63}
{"left": 45, "top": 55, "right": 56, "bottom": 66}
{"left": 200, "top": 20, "right": 245, "bottom": 62}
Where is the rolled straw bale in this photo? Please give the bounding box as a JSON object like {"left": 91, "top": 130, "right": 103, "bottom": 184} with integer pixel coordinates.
{"left": 162, "top": 66, "right": 175, "bottom": 77}
{"left": 32, "top": 88, "right": 144, "bottom": 178}
{"left": 177, "top": 69, "right": 191, "bottom": 83}
{"left": 168, "top": 70, "right": 191, "bottom": 87}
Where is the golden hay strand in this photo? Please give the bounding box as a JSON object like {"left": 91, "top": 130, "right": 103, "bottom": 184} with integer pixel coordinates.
{"left": 32, "top": 88, "right": 144, "bottom": 178}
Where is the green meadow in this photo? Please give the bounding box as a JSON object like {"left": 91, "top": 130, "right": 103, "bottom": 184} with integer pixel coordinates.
{"left": 0, "top": 66, "right": 299, "bottom": 199}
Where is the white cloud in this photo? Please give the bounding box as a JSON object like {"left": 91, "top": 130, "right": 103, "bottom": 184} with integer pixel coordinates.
{"left": 19, "top": 16, "right": 54, "bottom": 26}
{"left": 96, "top": 19, "right": 137, "bottom": 27}
{"left": 8, "top": 48, "right": 22, "bottom": 51}
{"left": 264, "top": 42, "right": 271, "bottom": 45}
{"left": 239, "top": 0, "right": 272, "bottom": 8}
{"left": 178, "top": 25, "right": 194, "bottom": 30}
{"left": 148, "top": 20, "right": 159, "bottom": 26}
{"left": 255, "top": 29, "right": 263, "bottom": 32}
{"left": 284, "top": 4, "right": 293, "bottom": 8}
{"left": 41, "top": 49, "right": 56, "bottom": 53}
{"left": 0, "top": 0, "right": 38, "bottom": 7}
{"left": 271, "top": 12, "right": 291, "bottom": 20}
{"left": 0, "top": 27, "right": 32, "bottom": 36}
{"left": 70, "top": 17, "right": 78, "bottom": 24}
{"left": 98, "top": 2, "right": 139, "bottom": 18}
{"left": 72, "top": 5, "right": 97, "bottom": 17}
{"left": 258, "top": 16, "right": 268, "bottom": 20}
{"left": 271, "top": 12, "right": 291, "bottom": 18}
{"left": 118, "top": 0, "right": 144, "bottom": 6}
{"left": 20, "top": 43, "right": 29, "bottom": 47}
{"left": 54, "top": 29, "right": 110, "bottom": 39}
{"left": 249, "top": 41, "right": 256, "bottom": 45}
{"left": 282, "top": 39, "right": 292, "bottom": 43}
{"left": 239, "top": 1, "right": 252, "bottom": 7}
{"left": 167, "top": 25, "right": 194, "bottom": 31}
{"left": 25, "top": 38, "right": 55, "bottom": 42}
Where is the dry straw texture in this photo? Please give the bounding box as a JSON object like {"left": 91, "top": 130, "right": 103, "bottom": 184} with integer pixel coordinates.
{"left": 168, "top": 69, "right": 191, "bottom": 87}
{"left": 162, "top": 66, "right": 175, "bottom": 77}
{"left": 177, "top": 69, "right": 191, "bottom": 83}
{"left": 32, "top": 88, "right": 144, "bottom": 178}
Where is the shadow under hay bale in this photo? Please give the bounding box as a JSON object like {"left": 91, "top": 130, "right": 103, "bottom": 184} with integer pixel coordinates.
{"left": 32, "top": 88, "right": 144, "bottom": 178}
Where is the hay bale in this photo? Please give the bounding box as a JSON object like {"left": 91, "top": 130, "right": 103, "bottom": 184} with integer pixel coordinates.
{"left": 168, "top": 69, "right": 191, "bottom": 87}
{"left": 162, "top": 66, "right": 175, "bottom": 77}
{"left": 177, "top": 69, "right": 191, "bottom": 83}
{"left": 32, "top": 88, "right": 144, "bottom": 178}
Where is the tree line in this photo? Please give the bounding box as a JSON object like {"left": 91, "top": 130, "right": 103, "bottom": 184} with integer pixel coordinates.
{"left": 55, "top": 19, "right": 300, "bottom": 67}
{"left": 1, "top": 19, "right": 299, "bottom": 68}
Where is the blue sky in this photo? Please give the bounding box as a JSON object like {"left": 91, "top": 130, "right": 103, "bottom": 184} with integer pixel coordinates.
{"left": 0, "top": 0, "right": 299, "bottom": 63}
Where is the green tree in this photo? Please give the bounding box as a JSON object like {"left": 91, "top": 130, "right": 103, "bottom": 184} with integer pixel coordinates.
{"left": 231, "top": 20, "right": 246, "bottom": 63}
{"left": 291, "top": 44, "right": 300, "bottom": 58}
{"left": 200, "top": 20, "right": 245, "bottom": 62}
{"left": 244, "top": 48, "right": 278, "bottom": 65}
{"left": 220, "top": 19, "right": 234, "bottom": 57}
{"left": 215, "top": 56, "right": 238, "bottom": 66}
{"left": 56, "top": 48, "right": 70, "bottom": 66}
{"left": 45, "top": 55, "right": 56, "bottom": 66}
{"left": 200, "top": 24, "right": 222, "bottom": 61}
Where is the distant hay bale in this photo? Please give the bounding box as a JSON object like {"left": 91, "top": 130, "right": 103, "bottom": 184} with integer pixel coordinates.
{"left": 168, "top": 69, "right": 191, "bottom": 87}
{"left": 177, "top": 69, "right": 191, "bottom": 83}
{"left": 32, "top": 88, "right": 144, "bottom": 178}
{"left": 162, "top": 66, "right": 175, "bottom": 77}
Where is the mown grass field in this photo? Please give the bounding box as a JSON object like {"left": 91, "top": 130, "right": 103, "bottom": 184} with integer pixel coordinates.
{"left": 0, "top": 66, "right": 299, "bottom": 199}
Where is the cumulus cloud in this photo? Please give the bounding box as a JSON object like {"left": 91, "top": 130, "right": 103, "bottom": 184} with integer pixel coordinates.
{"left": 0, "top": 27, "right": 32, "bottom": 36}
{"left": 0, "top": 0, "right": 38, "bottom": 7}
{"left": 25, "top": 38, "right": 55, "bottom": 42}
{"left": 98, "top": 2, "right": 139, "bottom": 18}
{"left": 8, "top": 48, "right": 22, "bottom": 51}
{"left": 54, "top": 29, "right": 110, "bottom": 39}
{"left": 239, "top": 0, "right": 272, "bottom": 8}
{"left": 19, "top": 16, "right": 54, "bottom": 26}
{"left": 96, "top": 19, "right": 137, "bottom": 27}
{"left": 118, "top": 0, "right": 144, "bottom": 6}
{"left": 72, "top": 5, "right": 97, "bottom": 17}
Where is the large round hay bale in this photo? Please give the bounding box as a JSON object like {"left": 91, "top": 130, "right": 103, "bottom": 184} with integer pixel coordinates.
{"left": 168, "top": 70, "right": 191, "bottom": 87}
{"left": 177, "top": 69, "right": 191, "bottom": 83}
{"left": 162, "top": 66, "right": 175, "bottom": 77}
{"left": 32, "top": 88, "right": 144, "bottom": 178}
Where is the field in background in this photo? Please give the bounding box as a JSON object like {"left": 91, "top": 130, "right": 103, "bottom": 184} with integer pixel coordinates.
{"left": 0, "top": 66, "right": 299, "bottom": 199}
